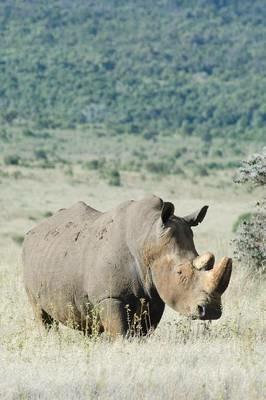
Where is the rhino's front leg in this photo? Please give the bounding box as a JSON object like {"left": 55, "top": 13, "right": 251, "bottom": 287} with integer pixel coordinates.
{"left": 98, "top": 298, "right": 129, "bottom": 337}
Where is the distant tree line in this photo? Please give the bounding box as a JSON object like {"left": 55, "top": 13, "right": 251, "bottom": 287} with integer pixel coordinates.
{"left": 0, "top": 0, "right": 265, "bottom": 141}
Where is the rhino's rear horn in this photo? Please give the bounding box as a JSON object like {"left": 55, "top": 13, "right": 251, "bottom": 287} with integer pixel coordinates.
{"left": 193, "top": 252, "right": 215, "bottom": 271}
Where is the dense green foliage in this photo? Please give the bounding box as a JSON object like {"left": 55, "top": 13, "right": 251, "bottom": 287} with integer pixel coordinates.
{"left": 0, "top": 0, "right": 266, "bottom": 140}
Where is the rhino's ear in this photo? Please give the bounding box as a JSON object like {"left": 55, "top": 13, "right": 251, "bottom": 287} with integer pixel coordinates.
{"left": 161, "top": 201, "right": 175, "bottom": 225}
{"left": 183, "top": 205, "right": 208, "bottom": 227}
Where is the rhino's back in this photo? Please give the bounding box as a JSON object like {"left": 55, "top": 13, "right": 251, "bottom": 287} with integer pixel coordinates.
{"left": 23, "top": 201, "right": 101, "bottom": 257}
{"left": 22, "top": 201, "right": 102, "bottom": 319}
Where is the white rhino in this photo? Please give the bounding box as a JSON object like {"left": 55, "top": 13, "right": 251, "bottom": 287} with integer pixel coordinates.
{"left": 23, "top": 195, "right": 232, "bottom": 337}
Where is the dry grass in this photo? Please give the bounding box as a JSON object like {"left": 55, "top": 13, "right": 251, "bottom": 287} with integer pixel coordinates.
{"left": 0, "top": 166, "right": 265, "bottom": 399}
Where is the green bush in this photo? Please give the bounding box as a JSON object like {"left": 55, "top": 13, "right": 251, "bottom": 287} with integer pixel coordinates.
{"left": 108, "top": 169, "right": 121, "bottom": 187}
{"left": 233, "top": 149, "right": 266, "bottom": 272}
{"left": 146, "top": 161, "right": 171, "bottom": 175}
{"left": 23, "top": 129, "right": 35, "bottom": 137}
{"left": 42, "top": 211, "right": 53, "bottom": 218}
{"left": 34, "top": 149, "right": 48, "bottom": 160}
{"left": 84, "top": 159, "right": 106, "bottom": 170}
{"left": 11, "top": 234, "right": 24, "bottom": 246}
{"left": 174, "top": 150, "right": 182, "bottom": 159}
{"left": 4, "top": 154, "right": 20, "bottom": 165}
{"left": 0, "top": 129, "right": 10, "bottom": 142}
{"left": 40, "top": 160, "right": 55, "bottom": 169}
{"left": 233, "top": 210, "right": 265, "bottom": 272}
{"left": 224, "top": 161, "right": 241, "bottom": 169}
{"left": 206, "top": 161, "right": 221, "bottom": 170}
{"left": 197, "top": 165, "right": 209, "bottom": 177}
{"left": 143, "top": 130, "right": 158, "bottom": 141}
{"left": 173, "top": 166, "right": 185, "bottom": 176}
{"left": 213, "top": 149, "right": 223, "bottom": 157}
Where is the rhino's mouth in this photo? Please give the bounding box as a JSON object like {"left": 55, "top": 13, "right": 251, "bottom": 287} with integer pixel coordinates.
{"left": 196, "top": 304, "right": 222, "bottom": 320}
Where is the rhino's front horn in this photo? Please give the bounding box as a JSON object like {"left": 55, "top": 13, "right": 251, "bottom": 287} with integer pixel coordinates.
{"left": 207, "top": 257, "right": 232, "bottom": 294}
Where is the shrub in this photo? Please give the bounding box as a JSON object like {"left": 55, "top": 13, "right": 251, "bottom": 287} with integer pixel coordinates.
{"left": 233, "top": 207, "right": 265, "bottom": 272}
{"left": 173, "top": 166, "right": 185, "bottom": 176}
{"left": 224, "top": 160, "right": 241, "bottom": 169}
{"left": 202, "top": 132, "right": 212, "bottom": 144}
{"left": 23, "top": 129, "right": 35, "bottom": 137}
{"left": 132, "top": 149, "right": 146, "bottom": 161}
{"left": 174, "top": 150, "right": 182, "bottom": 159}
{"left": 197, "top": 165, "right": 209, "bottom": 177}
{"left": 4, "top": 110, "right": 17, "bottom": 123}
{"left": 234, "top": 148, "right": 266, "bottom": 186}
{"left": 40, "top": 160, "right": 55, "bottom": 169}
{"left": 108, "top": 169, "right": 121, "bottom": 186}
{"left": 206, "top": 161, "right": 221, "bottom": 170}
{"left": 43, "top": 211, "right": 53, "bottom": 218}
{"left": 4, "top": 154, "right": 20, "bottom": 165}
{"left": 146, "top": 161, "right": 171, "bottom": 175}
{"left": 233, "top": 148, "right": 266, "bottom": 272}
{"left": 143, "top": 130, "right": 158, "bottom": 141}
{"left": 34, "top": 149, "right": 48, "bottom": 160}
{"left": 84, "top": 159, "right": 106, "bottom": 170}
{"left": 214, "top": 149, "right": 223, "bottom": 157}
{"left": 0, "top": 129, "right": 10, "bottom": 142}
{"left": 11, "top": 234, "right": 24, "bottom": 246}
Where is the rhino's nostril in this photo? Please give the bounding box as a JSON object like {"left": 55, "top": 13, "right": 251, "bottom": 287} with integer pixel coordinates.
{"left": 198, "top": 305, "right": 206, "bottom": 317}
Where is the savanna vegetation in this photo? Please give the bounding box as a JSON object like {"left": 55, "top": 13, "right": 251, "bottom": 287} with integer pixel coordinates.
{"left": 0, "top": 166, "right": 265, "bottom": 399}
{"left": 0, "top": 0, "right": 265, "bottom": 398}
{"left": 0, "top": 0, "right": 265, "bottom": 179}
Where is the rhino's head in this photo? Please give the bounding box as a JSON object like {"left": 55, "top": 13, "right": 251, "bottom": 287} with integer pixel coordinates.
{"left": 139, "top": 197, "right": 232, "bottom": 320}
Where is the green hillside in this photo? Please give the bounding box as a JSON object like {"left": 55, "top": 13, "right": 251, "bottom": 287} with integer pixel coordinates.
{"left": 0, "top": 0, "right": 266, "bottom": 141}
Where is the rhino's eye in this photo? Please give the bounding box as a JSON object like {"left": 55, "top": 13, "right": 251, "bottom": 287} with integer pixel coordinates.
{"left": 176, "top": 270, "right": 182, "bottom": 275}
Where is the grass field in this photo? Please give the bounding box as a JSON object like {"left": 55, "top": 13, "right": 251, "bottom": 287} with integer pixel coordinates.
{"left": 0, "top": 163, "right": 265, "bottom": 399}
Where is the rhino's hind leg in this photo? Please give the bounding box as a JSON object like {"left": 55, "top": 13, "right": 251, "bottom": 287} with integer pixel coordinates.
{"left": 25, "top": 288, "right": 58, "bottom": 331}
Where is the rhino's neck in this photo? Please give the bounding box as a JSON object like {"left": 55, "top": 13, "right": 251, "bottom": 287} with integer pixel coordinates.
{"left": 130, "top": 254, "right": 154, "bottom": 298}
{"left": 126, "top": 232, "right": 159, "bottom": 298}
{"left": 133, "top": 231, "right": 177, "bottom": 298}
{"left": 129, "top": 236, "right": 167, "bottom": 299}
{"left": 124, "top": 201, "right": 163, "bottom": 298}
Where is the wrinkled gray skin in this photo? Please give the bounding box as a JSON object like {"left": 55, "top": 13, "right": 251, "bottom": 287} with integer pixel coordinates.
{"left": 23, "top": 195, "right": 232, "bottom": 337}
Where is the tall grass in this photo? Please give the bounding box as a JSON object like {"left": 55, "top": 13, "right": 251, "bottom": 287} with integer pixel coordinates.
{"left": 0, "top": 246, "right": 265, "bottom": 400}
